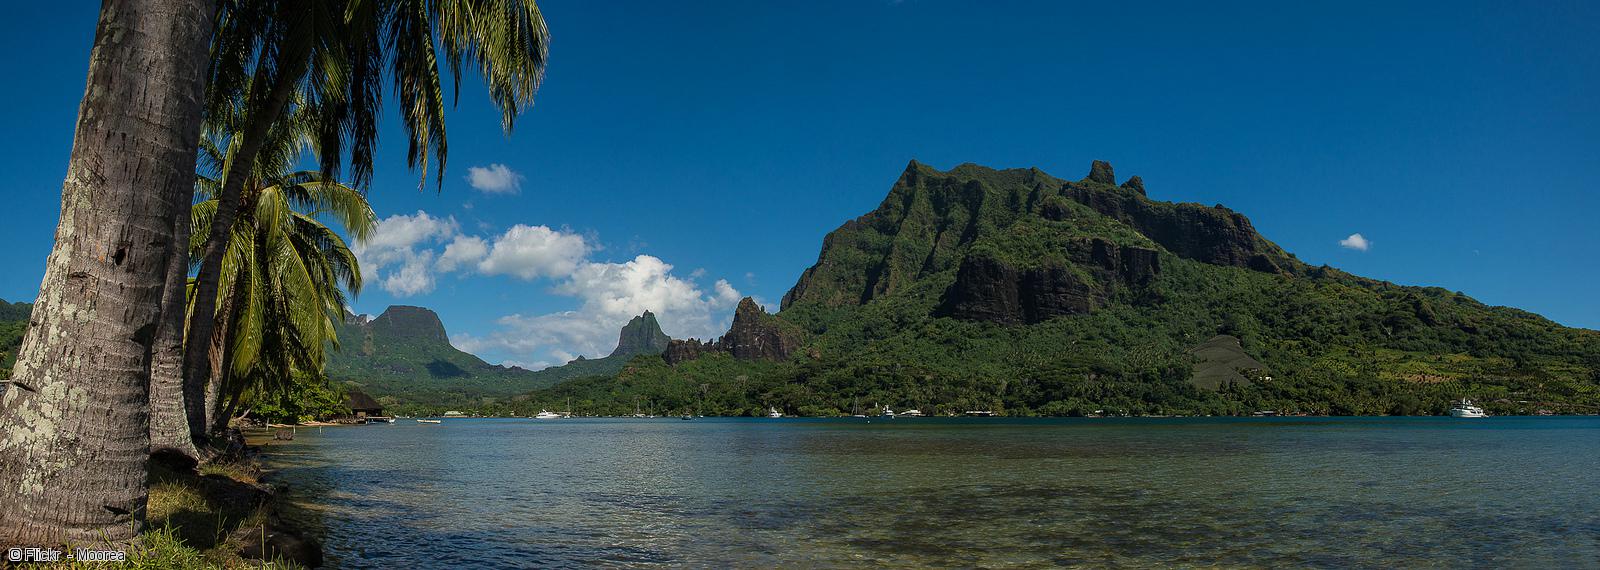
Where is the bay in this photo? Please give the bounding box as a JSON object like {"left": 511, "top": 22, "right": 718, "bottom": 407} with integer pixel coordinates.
{"left": 264, "top": 417, "right": 1600, "bottom": 568}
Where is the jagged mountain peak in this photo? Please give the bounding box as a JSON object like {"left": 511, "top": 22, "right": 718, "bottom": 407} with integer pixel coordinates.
{"left": 781, "top": 160, "right": 1302, "bottom": 311}
{"left": 610, "top": 311, "right": 671, "bottom": 358}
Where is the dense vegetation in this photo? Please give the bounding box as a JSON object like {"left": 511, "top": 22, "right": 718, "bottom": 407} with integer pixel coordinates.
{"left": 503, "top": 162, "right": 1600, "bottom": 418}
{"left": 0, "top": 298, "right": 30, "bottom": 378}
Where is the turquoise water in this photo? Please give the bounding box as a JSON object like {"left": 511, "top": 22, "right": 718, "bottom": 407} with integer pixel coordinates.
{"left": 263, "top": 417, "right": 1600, "bottom": 568}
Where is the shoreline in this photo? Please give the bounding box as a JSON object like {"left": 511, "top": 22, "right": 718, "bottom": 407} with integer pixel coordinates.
{"left": 113, "top": 434, "right": 325, "bottom": 569}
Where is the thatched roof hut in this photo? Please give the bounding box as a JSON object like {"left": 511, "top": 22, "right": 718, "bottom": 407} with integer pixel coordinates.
{"left": 344, "top": 390, "right": 383, "bottom": 418}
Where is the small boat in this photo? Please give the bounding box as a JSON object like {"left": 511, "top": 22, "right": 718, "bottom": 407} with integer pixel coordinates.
{"left": 899, "top": 409, "right": 923, "bottom": 417}
{"left": 965, "top": 410, "right": 995, "bottom": 417}
{"left": 681, "top": 414, "right": 694, "bottom": 421}
{"left": 1449, "top": 399, "right": 1487, "bottom": 418}
{"left": 534, "top": 410, "right": 563, "bottom": 419}
{"left": 767, "top": 406, "right": 783, "bottom": 419}
{"left": 880, "top": 406, "right": 896, "bottom": 419}
{"left": 417, "top": 419, "right": 442, "bottom": 424}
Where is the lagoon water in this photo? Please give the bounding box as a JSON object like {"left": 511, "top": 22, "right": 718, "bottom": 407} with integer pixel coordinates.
{"left": 263, "top": 417, "right": 1600, "bottom": 568}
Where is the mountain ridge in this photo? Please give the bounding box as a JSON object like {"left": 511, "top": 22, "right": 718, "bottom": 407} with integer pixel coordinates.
{"left": 521, "top": 159, "right": 1600, "bottom": 417}
{"left": 327, "top": 305, "right": 675, "bottom": 408}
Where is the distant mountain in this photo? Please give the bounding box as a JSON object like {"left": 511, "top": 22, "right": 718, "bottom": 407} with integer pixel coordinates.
{"left": 326, "top": 305, "right": 673, "bottom": 405}
{"left": 525, "top": 160, "right": 1600, "bottom": 417}
{"left": 611, "top": 311, "right": 671, "bottom": 358}
{"left": 663, "top": 298, "right": 801, "bottom": 365}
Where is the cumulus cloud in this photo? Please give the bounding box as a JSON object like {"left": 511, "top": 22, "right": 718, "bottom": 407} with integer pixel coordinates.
{"left": 466, "top": 163, "right": 523, "bottom": 194}
{"left": 436, "top": 235, "right": 489, "bottom": 272}
{"left": 1338, "top": 233, "right": 1371, "bottom": 252}
{"left": 355, "top": 214, "right": 595, "bottom": 296}
{"left": 382, "top": 250, "right": 438, "bottom": 297}
{"left": 353, "top": 211, "right": 460, "bottom": 296}
{"left": 713, "top": 279, "right": 741, "bottom": 304}
{"left": 355, "top": 209, "right": 746, "bottom": 367}
{"left": 469, "top": 255, "right": 742, "bottom": 367}
{"left": 477, "top": 225, "right": 591, "bottom": 280}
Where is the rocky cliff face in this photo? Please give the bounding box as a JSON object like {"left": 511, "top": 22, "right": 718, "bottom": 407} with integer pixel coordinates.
{"left": 938, "top": 238, "right": 1162, "bottom": 324}
{"left": 722, "top": 298, "right": 801, "bottom": 360}
{"left": 367, "top": 305, "right": 451, "bottom": 343}
{"left": 664, "top": 298, "right": 800, "bottom": 365}
{"left": 782, "top": 160, "right": 1300, "bottom": 313}
{"left": 1055, "top": 164, "right": 1295, "bottom": 274}
{"left": 610, "top": 311, "right": 671, "bottom": 358}
{"left": 661, "top": 338, "right": 709, "bottom": 366}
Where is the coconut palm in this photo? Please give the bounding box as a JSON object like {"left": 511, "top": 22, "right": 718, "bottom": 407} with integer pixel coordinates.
{"left": 190, "top": 97, "right": 375, "bottom": 435}
{"left": 181, "top": 0, "right": 551, "bottom": 426}
{"left": 0, "top": 0, "right": 218, "bottom": 546}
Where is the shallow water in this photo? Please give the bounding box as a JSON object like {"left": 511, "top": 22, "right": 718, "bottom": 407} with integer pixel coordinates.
{"left": 263, "top": 417, "right": 1600, "bottom": 568}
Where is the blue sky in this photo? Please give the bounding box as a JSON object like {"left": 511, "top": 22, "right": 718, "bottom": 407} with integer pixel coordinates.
{"left": 2, "top": 1, "right": 1597, "bottom": 367}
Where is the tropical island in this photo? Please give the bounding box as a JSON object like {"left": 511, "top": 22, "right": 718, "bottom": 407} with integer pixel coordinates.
{"left": 307, "top": 160, "right": 1600, "bottom": 419}
{"left": 2, "top": 1, "right": 1598, "bottom": 568}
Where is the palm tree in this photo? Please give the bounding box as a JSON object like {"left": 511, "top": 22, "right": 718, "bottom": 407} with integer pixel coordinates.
{"left": 180, "top": 0, "right": 551, "bottom": 433}
{"left": 0, "top": 0, "right": 218, "bottom": 547}
{"left": 190, "top": 96, "right": 374, "bottom": 436}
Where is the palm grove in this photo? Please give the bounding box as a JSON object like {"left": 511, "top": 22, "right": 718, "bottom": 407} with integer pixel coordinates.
{"left": 0, "top": 0, "right": 548, "bottom": 547}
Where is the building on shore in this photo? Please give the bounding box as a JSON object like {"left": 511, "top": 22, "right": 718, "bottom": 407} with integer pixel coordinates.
{"left": 341, "top": 391, "right": 384, "bottom": 422}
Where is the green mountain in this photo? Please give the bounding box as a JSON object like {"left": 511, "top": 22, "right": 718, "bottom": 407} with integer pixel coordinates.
{"left": 611, "top": 311, "right": 671, "bottom": 357}
{"left": 521, "top": 160, "right": 1600, "bottom": 417}
{"left": 326, "top": 306, "right": 672, "bottom": 408}
{"left": 0, "top": 298, "right": 30, "bottom": 377}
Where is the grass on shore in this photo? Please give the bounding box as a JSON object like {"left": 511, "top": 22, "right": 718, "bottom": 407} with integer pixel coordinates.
{"left": 15, "top": 457, "right": 307, "bottom": 570}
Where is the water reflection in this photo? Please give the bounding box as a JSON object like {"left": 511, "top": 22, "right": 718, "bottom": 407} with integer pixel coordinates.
{"left": 264, "top": 417, "right": 1600, "bottom": 568}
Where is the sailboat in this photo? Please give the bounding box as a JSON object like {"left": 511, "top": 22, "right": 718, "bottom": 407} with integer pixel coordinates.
{"left": 851, "top": 396, "right": 867, "bottom": 418}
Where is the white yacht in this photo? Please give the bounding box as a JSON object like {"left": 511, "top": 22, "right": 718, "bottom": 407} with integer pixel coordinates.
{"left": 899, "top": 409, "right": 924, "bottom": 417}
{"left": 1448, "top": 399, "right": 1487, "bottom": 418}
{"left": 768, "top": 406, "right": 784, "bottom": 419}
{"left": 534, "top": 410, "right": 563, "bottom": 419}
{"left": 880, "top": 406, "right": 896, "bottom": 418}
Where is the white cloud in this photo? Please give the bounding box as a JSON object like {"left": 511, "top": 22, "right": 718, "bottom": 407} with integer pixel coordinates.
{"left": 353, "top": 211, "right": 459, "bottom": 297}
{"left": 466, "top": 163, "right": 523, "bottom": 194}
{"left": 355, "top": 209, "right": 747, "bottom": 366}
{"left": 436, "top": 235, "right": 489, "bottom": 272}
{"left": 477, "top": 225, "right": 591, "bottom": 280}
{"left": 382, "top": 250, "right": 438, "bottom": 296}
{"left": 461, "top": 255, "right": 743, "bottom": 368}
{"left": 713, "top": 279, "right": 741, "bottom": 304}
{"left": 361, "top": 211, "right": 458, "bottom": 253}
{"left": 1338, "top": 233, "right": 1371, "bottom": 252}
{"left": 355, "top": 215, "right": 595, "bottom": 296}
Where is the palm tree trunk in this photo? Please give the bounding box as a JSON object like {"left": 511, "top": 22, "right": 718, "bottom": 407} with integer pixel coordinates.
{"left": 203, "top": 287, "right": 237, "bottom": 438}
{"left": 180, "top": 23, "right": 313, "bottom": 441}
{"left": 181, "top": 68, "right": 301, "bottom": 437}
{"left": 0, "top": 0, "right": 215, "bottom": 547}
{"left": 148, "top": 198, "right": 202, "bottom": 462}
